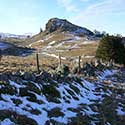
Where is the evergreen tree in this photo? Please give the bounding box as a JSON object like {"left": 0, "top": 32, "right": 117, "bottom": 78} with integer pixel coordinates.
{"left": 96, "top": 35, "right": 125, "bottom": 65}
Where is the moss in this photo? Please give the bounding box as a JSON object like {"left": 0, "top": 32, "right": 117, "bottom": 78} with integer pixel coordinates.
{"left": 46, "top": 119, "right": 66, "bottom": 125}
{"left": 0, "top": 110, "right": 11, "bottom": 121}
{"left": 63, "top": 96, "right": 66, "bottom": 100}
{"left": 13, "top": 113, "right": 38, "bottom": 125}
{"left": 36, "top": 100, "right": 45, "bottom": 104}
{"left": 69, "top": 113, "right": 91, "bottom": 125}
{"left": 11, "top": 98, "right": 22, "bottom": 106}
{"left": 0, "top": 84, "right": 17, "bottom": 95}
{"left": 27, "top": 82, "right": 41, "bottom": 95}
{"left": 19, "top": 87, "right": 30, "bottom": 97}
{"left": 65, "top": 88, "right": 75, "bottom": 96}
{"left": 66, "top": 95, "right": 71, "bottom": 99}
{"left": 72, "top": 77, "right": 83, "bottom": 87}
{"left": 42, "top": 85, "right": 61, "bottom": 99}
{"left": 48, "top": 108, "right": 64, "bottom": 118}
{"left": 51, "top": 98, "right": 61, "bottom": 103}
{"left": 65, "top": 100, "right": 70, "bottom": 103}
{"left": 72, "top": 96, "right": 79, "bottom": 101}
{"left": 19, "top": 87, "right": 44, "bottom": 104}
{"left": 19, "top": 87, "right": 38, "bottom": 103}
{"left": 67, "top": 107, "right": 84, "bottom": 113}
{"left": 26, "top": 93, "right": 37, "bottom": 102}
{"left": 70, "top": 84, "right": 80, "bottom": 94}
{"left": 0, "top": 110, "right": 38, "bottom": 125}
{"left": 30, "top": 109, "right": 41, "bottom": 115}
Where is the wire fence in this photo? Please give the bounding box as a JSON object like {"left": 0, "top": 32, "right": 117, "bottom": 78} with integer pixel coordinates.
{"left": 0, "top": 51, "right": 96, "bottom": 73}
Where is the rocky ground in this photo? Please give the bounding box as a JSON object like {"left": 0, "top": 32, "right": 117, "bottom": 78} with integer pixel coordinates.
{"left": 0, "top": 64, "right": 125, "bottom": 125}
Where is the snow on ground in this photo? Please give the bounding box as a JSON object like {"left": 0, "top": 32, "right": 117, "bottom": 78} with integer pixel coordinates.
{"left": 1, "top": 119, "right": 15, "bottom": 125}
{"left": 84, "top": 55, "right": 95, "bottom": 58}
{"left": 55, "top": 42, "right": 64, "bottom": 48}
{"left": 42, "top": 52, "right": 66, "bottom": 60}
{"left": 116, "top": 106, "right": 125, "bottom": 115}
{"left": 69, "top": 44, "right": 80, "bottom": 49}
{"left": 29, "top": 40, "right": 44, "bottom": 47}
{"left": 0, "top": 69, "right": 124, "bottom": 125}
{"left": 74, "top": 36, "right": 81, "bottom": 40}
{"left": 0, "top": 79, "right": 97, "bottom": 124}
{"left": 0, "top": 42, "right": 11, "bottom": 50}
{"left": 82, "top": 41, "right": 95, "bottom": 45}
{"left": 48, "top": 41, "right": 56, "bottom": 45}
{"left": 46, "top": 45, "right": 52, "bottom": 49}
{"left": 9, "top": 80, "right": 25, "bottom": 89}
{"left": 97, "top": 69, "right": 117, "bottom": 81}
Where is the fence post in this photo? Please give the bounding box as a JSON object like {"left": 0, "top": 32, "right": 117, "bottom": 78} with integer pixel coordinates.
{"left": 36, "top": 53, "right": 40, "bottom": 73}
{"left": 58, "top": 52, "right": 61, "bottom": 66}
{"left": 78, "top": 56, "right": 81, "bottom": 73}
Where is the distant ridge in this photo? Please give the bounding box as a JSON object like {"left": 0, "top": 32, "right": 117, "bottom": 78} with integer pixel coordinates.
{"left": 0, "top": 32, "right": 33, "bottom": 39}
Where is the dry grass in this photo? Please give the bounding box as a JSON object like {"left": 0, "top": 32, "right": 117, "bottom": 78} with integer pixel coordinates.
{"left": 0, "top": 34, "right": 99, "bottom": 72}
{"left": 61, "top": 42, "right": 99, "bottom": 57}
{"left": 30, "top": 32, "right": 69, "bottom": 48}
{"left": 0, "top": 54, "right": 60, "bottom": 72}
{"left": 0, "top": 50, "right": 98, "bottom": 73}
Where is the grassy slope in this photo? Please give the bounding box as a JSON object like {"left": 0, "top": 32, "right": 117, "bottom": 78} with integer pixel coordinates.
{"left": 0, "top": 31, "right": 99, "bottom": 72}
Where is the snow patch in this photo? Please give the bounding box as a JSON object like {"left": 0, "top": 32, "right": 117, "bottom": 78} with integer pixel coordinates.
{"left": 48, "top": 41, "right": 56, "bottom": 45}
{"left": 1, "top": 119, "right": 15, "bottom": 125}
{"left": 0, "top": 42, "right": 11, "bottom": 50}
{"left": 116, "top": 106, "right": 125, "bottom": 115}
{"left": 42, "top": 52, "right": 66, "bottom": 60}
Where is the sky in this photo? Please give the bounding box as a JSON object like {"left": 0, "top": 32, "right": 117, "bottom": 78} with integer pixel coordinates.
{"left": 0, "top": 0, "right": 125, "bottom": 35}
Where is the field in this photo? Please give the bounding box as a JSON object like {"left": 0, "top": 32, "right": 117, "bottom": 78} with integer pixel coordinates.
{"left": 0, "top": 41, "right": 99, "bottom": 73}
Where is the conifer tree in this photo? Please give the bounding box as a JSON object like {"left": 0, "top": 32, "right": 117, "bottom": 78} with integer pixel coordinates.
{"left": 96, "top": 35, "right": 125, "bottom": 66}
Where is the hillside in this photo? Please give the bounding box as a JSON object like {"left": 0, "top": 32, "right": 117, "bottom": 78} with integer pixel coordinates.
{"left": 28, "top": 18, "right": 99, "bottom": 49}
{"left": 0, "top": 67, "right": 125, "bottom": 125}
{"left": 23, "top": 18, "right": 100, "bottom": 63}
{"left": 0, "top": 18, "right": 99, "bottom": 58}
{"left": 0, "top": 18, "right": 100, "bottom": 73}
{"left": 29, "top": 18, "right": 95, "bottom": 45}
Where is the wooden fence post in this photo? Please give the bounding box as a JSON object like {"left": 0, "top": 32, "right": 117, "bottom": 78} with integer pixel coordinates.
{"left": 58, "top": 52, "right": 61, "bottom": 66}
{"left": 78, "top": 56, "right": 81, "bottom": 73}
{"left": 36, "top": 53, "right": 40, "bottom": 73}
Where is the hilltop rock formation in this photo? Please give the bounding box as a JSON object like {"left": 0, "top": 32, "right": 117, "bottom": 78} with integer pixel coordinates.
{"left": 45, "top": 18, "right": 94, "bottom": 36}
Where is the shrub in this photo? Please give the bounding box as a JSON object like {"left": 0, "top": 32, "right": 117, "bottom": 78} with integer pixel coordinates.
{"left": 96, "top": 35, "right": 125, "bottom": 66}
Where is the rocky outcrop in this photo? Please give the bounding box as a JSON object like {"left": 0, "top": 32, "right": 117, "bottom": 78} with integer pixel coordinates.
{"left": 45, "top": 18, "right": 94, "bottom": 36}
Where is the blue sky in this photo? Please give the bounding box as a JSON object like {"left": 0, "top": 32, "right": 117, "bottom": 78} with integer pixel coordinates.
{"left": 0, "top": 0, "right": 125, "bottom": 35}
